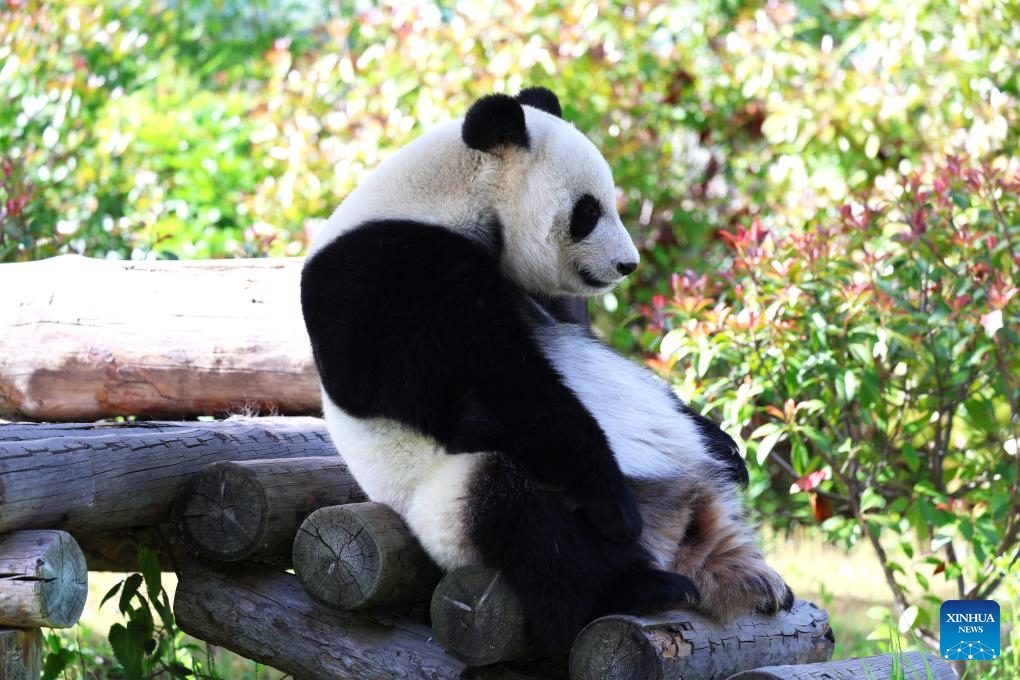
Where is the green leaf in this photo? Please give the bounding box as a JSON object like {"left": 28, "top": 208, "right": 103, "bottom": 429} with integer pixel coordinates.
{"left": 119, "top": 574, "right": 143, "bottom": 614}
{"left": 109, "top": 621, "right": 148, "bottom": 680}
{"left": 756, "top": 429, "right": 784, "bottom": 465}
{"left": 100, "top": 580, "right": 123, "bottom": 608}
{"left": 41, "top": 648, "right": 72, "bottom": 680}
{"left": 138, "top": 547, "right": 162, "bottom": 602}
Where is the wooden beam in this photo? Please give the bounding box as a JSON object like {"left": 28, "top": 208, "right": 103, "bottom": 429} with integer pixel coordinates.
{"left": 292, "top": 502, "right": 441, "bottom": 610}
{"left": 0, "top": 531, "right": 87, "bottom": 628}
{"left": 0, "top": 417, "right": 336, "bottom": 533}
{"left": 0, "top": 255, "right": 318, "bottom": 421}
{"left": 174, "top": 457, "right": 366, "bottom": 562}
{"left": 173, "top": 560, "right": 551, "bottom": 680}
{"left": 1, "top": 628, "right": 42, "bottom": 680}
{"left": 568, "top": 599, "right": 834, "bottom": 680}
{"left": 727, "top": 652, "right": 955, "bottom": 679}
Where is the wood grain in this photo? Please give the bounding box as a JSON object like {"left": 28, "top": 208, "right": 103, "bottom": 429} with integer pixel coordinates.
{"left": 0, "top": 255, "right": 318, "bottom": 420}
{"left": 0, "top": 531, "right": 87, "bottom": 628}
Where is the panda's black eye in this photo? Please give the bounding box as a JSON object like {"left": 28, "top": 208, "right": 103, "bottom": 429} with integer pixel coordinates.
{"left": 570, "top": 194, "right": 602, "bottom": 242}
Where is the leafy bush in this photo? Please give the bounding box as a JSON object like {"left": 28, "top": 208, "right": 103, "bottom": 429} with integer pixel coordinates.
{"left": 651, "top": 156, "right": 1019, "bottom": 652}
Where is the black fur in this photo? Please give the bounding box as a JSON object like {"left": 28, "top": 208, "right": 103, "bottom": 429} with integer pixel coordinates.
{"left": 301, "top": 219, "right": 641, "bottom": 544}
{"left": 569, "top": 193, "right": 602, "bottom": 242}
{"left": 516, "top": 86, "right": 563, "bottom": 118}
{"left": 670, "top": 397, "right": 749, "bottom": 488}
{"left": 462, "top": 94, "right": 530, "bottom": 151}
{"left": 466, "top": 454, "right": 699, "bottom": 655}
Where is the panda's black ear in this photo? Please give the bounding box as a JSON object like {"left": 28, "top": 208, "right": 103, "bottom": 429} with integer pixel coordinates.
{"left": 516, "top": 87, "right": 562, "bottom": 118}
{"left": 462, "top": 94, "right": 529, "bottom": 152}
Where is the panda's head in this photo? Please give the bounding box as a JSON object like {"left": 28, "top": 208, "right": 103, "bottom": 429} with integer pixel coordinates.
{"left": 462, "top": 88, "right": 640, "bottom": 298}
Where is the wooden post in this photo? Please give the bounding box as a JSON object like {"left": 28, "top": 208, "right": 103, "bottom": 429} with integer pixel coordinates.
{"left": 0, "top": 531, "right": 87, "bottom": 629}
{"left": 727, "top": 652, "right": 955, "bottom": 679}
{"left": 568, "top": 600, "right": 834, "bottom": 680}
{"left": 0, "top": 628, "right": 42, "bottom": 680}
{"left": 293, "top": 502, "right": 441, "bottom": 610}
{"left": 0, "top": 255, "right": 319, "bottom": 421}
{"left": 173, "top": 457, "right": 367, "bottom": 563}
{"left": 172, "top": 560, "right": 550, "bottom": 680}
{"left": 0, "top": 417, "right": 336, "bottom": 533}
{"left": 430, "top": 564, "right": 534, "bottom": 666}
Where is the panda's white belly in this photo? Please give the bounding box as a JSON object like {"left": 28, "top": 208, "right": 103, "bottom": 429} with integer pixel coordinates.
{"left": 320, "top": 392, "right": 481, "bottom": 568}
{"left": 535, "top": 326, "right": 708, "bottom": 479}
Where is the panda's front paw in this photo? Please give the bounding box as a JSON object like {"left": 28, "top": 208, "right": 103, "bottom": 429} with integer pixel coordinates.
{"left": 580, "top": 485, "right": 642, "bottom": 543}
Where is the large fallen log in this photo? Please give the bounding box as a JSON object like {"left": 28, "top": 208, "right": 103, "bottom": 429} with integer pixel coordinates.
{"left": 174, "top": 457, "right": 366, "bottom": 562}
{"left": 727, "top": 652, "right": 955, "bottom": 679}
{"left": 0, "top": 417, "right": 336, "bottom": 533}
{"left": 293, "top": 502, "right": 441, "bottom": 610}
{"left": 0, "top": 255, "right": 318, "bottom": 421}
{"left": 173, "top": 560, "right": 554, "bottom": 680}
{"left": 1, "top": 628, "right": 42, "bottom": 679}
{"left": 0, "top": 531, "right": 87, "bottom": 628}
{"left": 568, "top": 600, "right": 834, "bottom": 680}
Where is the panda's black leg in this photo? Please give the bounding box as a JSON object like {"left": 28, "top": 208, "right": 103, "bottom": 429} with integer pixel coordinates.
{"left": 466, "top": 455, "right": 697, "bottom": 655}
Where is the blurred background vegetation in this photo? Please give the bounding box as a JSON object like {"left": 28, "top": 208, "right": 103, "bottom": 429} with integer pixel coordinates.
{"left": 2, "top": 0, "right": 1018, "bottom": 677}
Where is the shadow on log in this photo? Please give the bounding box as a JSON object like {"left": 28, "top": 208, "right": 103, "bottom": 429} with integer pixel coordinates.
{"left": 0, "top": 531, "right": 87, "bottom": 628}
{"left": 727, "top": 652, "right": 955, "bottom": 679}
{"left": 0, "top": 417, "right": 335, "bottom": 533}
{"left": 173, "top": 560, "right": 554, "bottom": 680}
{"left": 174, "top": 457, "right": 366, "bottom": 562}
{"left": 568, "top": 600, "right": 834, "bottom": 680}
{"left": 1, "top": 628, "right": 42, "bottom": 680}
{"left": 293, "top": 502, "right": 441, "bottom": 610}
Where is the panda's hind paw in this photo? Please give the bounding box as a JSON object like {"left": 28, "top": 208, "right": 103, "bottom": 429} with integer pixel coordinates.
{"left": 598, "top": 568, "right": 700, "bottom": 616}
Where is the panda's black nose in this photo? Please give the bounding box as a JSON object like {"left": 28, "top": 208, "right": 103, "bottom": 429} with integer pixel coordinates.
{"left": 616, "top": 261, "right": 638, "bottom": 276}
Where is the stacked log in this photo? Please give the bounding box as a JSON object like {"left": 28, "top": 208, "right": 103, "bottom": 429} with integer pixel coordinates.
{"left": 0, "top": 531, "right": 87, "bottom": 629}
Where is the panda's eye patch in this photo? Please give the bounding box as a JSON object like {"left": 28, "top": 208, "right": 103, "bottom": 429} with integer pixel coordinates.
{"left": 570, "top": 194, "right": 602, "bottom": 242}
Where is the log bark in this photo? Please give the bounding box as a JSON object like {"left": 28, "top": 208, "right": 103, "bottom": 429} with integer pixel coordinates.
{"left": 0, "top": 531, "right": 87, "bottom": 628}
{"left": 293, "top": 502, "right": 441, "bottom": 610}
{"left": 430, "top": 564, "right": 534, "bottom": 666}
{"left": 173, "top": 560, "right": 552, "bottom": 680}
{"left": 73, "top": 525, "right": 187, "bottom": 572}
{"left": 0, "top": 417, "right": 336, "bottom": 533}
{"left": 0, "top": 255, "right": 319, "bottom": 421}
{"left": 174, "top": 457, "right": 366, "bottom": 562}
{"left": 568, "top": 600, "right": 834, "bottom": 680}
{"left": 726, "top": 651, "right": 954, "bottom": 679}
{"left": 0, "top": 628, "right": 42, "bottom": 680}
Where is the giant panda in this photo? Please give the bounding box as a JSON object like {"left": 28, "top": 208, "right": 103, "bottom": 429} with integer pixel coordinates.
{"left": 300, "top": 87, "right": 793, "bottom": 653}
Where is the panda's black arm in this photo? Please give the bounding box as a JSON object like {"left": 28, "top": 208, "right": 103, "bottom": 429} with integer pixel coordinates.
{"left": 301, "top": 220, "right": 641, "bottom": 544}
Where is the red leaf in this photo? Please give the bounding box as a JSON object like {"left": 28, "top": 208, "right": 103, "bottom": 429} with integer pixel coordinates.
{"left": 789, "top": 468, "right": 832, "bottom": 494}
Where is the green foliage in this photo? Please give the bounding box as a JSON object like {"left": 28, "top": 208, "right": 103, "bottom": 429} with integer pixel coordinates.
{"left": 651, "top": 157, "right": 1019, "bottom": 653}
{"left": 44, "top": 549, "right": 217, "bottom": 679}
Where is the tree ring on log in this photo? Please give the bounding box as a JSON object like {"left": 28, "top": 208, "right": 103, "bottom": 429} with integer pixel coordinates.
{"left": 568, "top": 617, "right": 659, "bottom": 680}
{"left": 175, "top": 462, "right": 267, "bottom": 561}
{"left": 429, "top": 565, "right": 532, "bottom": 666}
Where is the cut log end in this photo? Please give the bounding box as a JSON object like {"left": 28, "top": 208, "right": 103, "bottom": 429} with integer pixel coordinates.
{"left": 0, "top": 531, "right": 88, "bottom": 628}
{"left": 293, "top": 502, "right": 441, "bottom": 610}
{"left": 429, "top": 564, "right": 533, "bottom": 666}
{"left": 174, "top": 462, "right": 267, "bottom": 561}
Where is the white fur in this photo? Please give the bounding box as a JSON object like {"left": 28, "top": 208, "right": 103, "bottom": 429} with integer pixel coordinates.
{"left": 536, "top": 325, "right": 710, "bottom": 479}
{"left": 308, "top": 107, "right": 639, "bottom": 298}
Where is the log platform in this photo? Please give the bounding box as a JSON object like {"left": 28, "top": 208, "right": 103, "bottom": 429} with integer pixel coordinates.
{"left": 174, "top": 457, "right": 366, "bottom": 562}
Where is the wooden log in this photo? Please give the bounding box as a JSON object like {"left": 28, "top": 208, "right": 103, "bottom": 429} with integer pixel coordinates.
{"left": 727, "top": 652, "right": 955, "bottom": 679}
{"left": 0, "top": 628, "right": 42, "bottom": 680}
{"left": 173, "top": 560, "right": 552, "bottom": 680}
{"left": 0, "top": 255, "right": 319, "bottom": 421}
{"left": 0, "top": 531, "right": 87, "bottom": 628}
{"left": 0, "top": 417, "right": 336, "bottom": 533}
{"left": 568, "top": 600, "right": 834, "bottom": 680}
{"left": 430, "top": 564, "right": 534, "bottom": 666}
{"left": 293, "top": 502, "right": 441, "bottom": 610}
{"left": 73, "top": 525, "right": 186, "bottom": 572}
{"left": 174, "top": 457, "right": 367, "bottom": 562}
